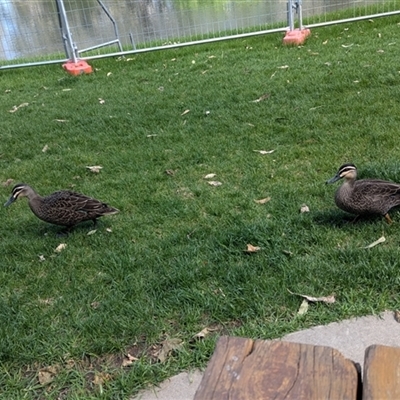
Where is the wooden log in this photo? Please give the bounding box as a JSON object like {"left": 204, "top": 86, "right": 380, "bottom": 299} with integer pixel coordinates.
{"left": 363, "top": 344, "right": 400, "bottom": 399}
{"left": 194, "top": 336, "right": 360, "bottom": 400}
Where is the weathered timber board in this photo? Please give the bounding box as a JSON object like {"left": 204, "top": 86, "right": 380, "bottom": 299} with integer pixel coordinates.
{"left": 194, "top": 336, "right": 360, "bottom": 400}
{"left": 363, "top": 344, "right": 400, "bottom": 399}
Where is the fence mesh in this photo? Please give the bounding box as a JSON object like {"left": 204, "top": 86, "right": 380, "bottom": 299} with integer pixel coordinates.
{"left": 0, "top": 0, "right": 399, "bottom": 68}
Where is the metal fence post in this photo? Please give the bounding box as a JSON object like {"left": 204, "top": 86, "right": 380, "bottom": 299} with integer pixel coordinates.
{"left": 283, "top": 0, "right": 311, "bottom": 45}
{"left": 56, "top": 0, "right": 78, "bottom": 63}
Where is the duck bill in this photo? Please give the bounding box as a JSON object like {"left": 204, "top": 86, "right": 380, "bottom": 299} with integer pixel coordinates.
{"left": 4, "top": 196, "right": 16, "bottom": 207}
{"left": 326, "top": 174, "right": 342, "bottom": 184}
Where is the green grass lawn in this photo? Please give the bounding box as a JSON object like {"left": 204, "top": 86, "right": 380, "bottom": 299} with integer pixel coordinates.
{"left": 1, "top": 13, "right": 400, "bottom": 399}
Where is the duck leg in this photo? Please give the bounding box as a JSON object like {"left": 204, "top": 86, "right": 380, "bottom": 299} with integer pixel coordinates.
{"left": 384, "top": 213, "right": 393, "bottom": 224}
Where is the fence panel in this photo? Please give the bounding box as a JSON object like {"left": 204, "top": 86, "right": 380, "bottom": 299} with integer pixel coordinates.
{"left": 0, "top": 0, "right": 399, "bottom": 69}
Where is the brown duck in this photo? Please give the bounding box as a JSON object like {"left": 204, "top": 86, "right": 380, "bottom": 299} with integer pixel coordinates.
{"left": 326, "top": 163, "right": 400, "bottom": 224}
{"left": 4, "top": 183, "right": 119, "bottom": 233}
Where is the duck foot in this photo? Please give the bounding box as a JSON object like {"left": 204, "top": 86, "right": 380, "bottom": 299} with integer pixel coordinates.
{"left": 384, "top": 213, "right": 393, "bottom": 224}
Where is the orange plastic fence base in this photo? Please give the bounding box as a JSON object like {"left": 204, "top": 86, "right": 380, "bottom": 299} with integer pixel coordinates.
{"left": 62, "top": 60, "right": 93, "bottom": 75}
{"left": 283, "top": 28, "right": 311, "bottom": 45}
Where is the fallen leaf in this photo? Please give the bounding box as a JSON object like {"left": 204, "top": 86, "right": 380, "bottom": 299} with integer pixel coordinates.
{"left": 208, "top": 181, "right": 222, "bottom": 186}
{"left": 87, "top": 229, "right": 97, "bottom": 236}
{"left": 252, "top": 93, "right": 270, "bottom": 103}
{"left": 377, "top": 49, "right": 384, "bottom": 53}
{"left": 297, "top": 299, "right": 309, "bottom": 315}
{"left": 107, "top": 72, "right": 112, "bottom": 77}
{"left": 9, "top": 103, "right": 29, "bottom": 113}
{"left": 54, "top": 243, "right": 67, "bottom": 253}
{"left": 38, "top": 255, "right": 46, "bottom": 262}
{"left": 98, "top": 98, "right": 105, "bottom": 104}
{"left": 55, "top": 119, "right": 67, "bottom": 122}
{"left": 106, "top": 228, "right": 112, "bottom": 233}
{"left": 165, "top": 169, "right": 175, "bottom": 176}
{"left": 288, "top": 289, "right": 336, "bottom": 304}
{"left": 323, "top": 40, "right": 328, "bottom": 44}
{"left": 245, "top": 244, "right": 261, "bottom": 253}
{"left": 254, "top": 197, "right": 271, "bottom": 204}
{"left": 341, "top": 44, "right": 353, "bottom": 48}
{"left": 192, "top": 327, "right": 216, "bottom": 340}
{"left": 204, "top": 173, "right": 216, "bottom": 179}
{"left": 122, "top": 353, "right": 139, "bottom": 367}
{"left": 278, "top": 65, "right": 289, "bottom": 69}
{"left": 364, "top": 236, "right": 385, "bottom": 249}
{"left": 38, "top": 365, "right": 59, "bottom": 385}
{"left": 181, "top": 109, "right": 190, "bottom": 116}
{"left": 42, "top": 144, "right": 49, "bottom": 153}
{"left": 91, "top": 301, "right": 100, "bottom": 309}
{"left": 38, "top": 298, "right": 54, "bottom": 305}
{"left": 300, "top": 204, "right": 310, "bottom": 213}
{"left": 86, "top": 165, "right": 103, "bottom": 173}
{"left": 2, "top": 178, "right": 14, "bottom": 187}
{"left": 253, "top": 150, "right": 275, "bottom": 155}
{"left": 93, "top": 372, "right": 112, "bottom": 386}
{"left": 157, "top": 338, "right": 183, "bottom": 363}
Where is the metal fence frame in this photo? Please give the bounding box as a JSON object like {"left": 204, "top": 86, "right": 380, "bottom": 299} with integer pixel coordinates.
{"left": 0, "top": 0, "right": 399, "bottom": 70}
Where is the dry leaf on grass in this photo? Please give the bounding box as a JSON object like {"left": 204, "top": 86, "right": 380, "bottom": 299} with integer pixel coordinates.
{"left": 157, "top": 338, "right": 183, "bottom": 363}
{"left": 192, "top": 327, "right": 216, "bottom": 341}
{"left": 297, "top": 299, "right": 309, "bottom": 315}
{"left": 254, "top": 197, "right": 271, "bottom": 204}
{"left": 55, "top": 119, "right": 67, "bottom": 123}
{"left": 42, "top": 144, "right": 49, "bottom": 153}
{"left": 38, "top": 255, "right": 46, "bottom": 262}
{"left": 253, "top": 150, "right": 275, "bottom": 155}
{"left": 38, "top": 365, "right": 59, "bottom": 385}
{"left": 122, "top": 353, "right": 139, "bottom": 367}
{"left": 93, "top": 372, "right": 112, "bottom": 386}
{"left": 181, "top": 109, "right": 190, "bottom": 116}
{"left": 2, "top": 178, "right": 14, "bottom": 187}
{"left": 208, "top": 181, "right": 222, "bottom": 187}
{"left": 107, "top": 72, "right": 112, "bottom": 77}
{"left": 87, "top": 229, "right": 97, "bottom": 236}
{"left": 9, "top": 103, "right": 29, "bottom": 113}
{"left": 98, "top": 98, "right": 105, "bottom": 104}
{"left": 245, "top": 244, "right": 261, "bottom": 253}
{"left": 86, "top": 165, "right": 103, "bottom": 173}
{"left": 204, "top": 173, "right": 216, "bottom": 179}
{"left": 252, "top": 93, "right": 270, "bottom": 103}
{"left": 364, "top": 236, "right": 385, "bottom": 249}
{"left": 54, "top": 243, "right": 67, "bottom": 253}
{"left": 341, "top": 44, "right": 353, "bottom": 48}
{"left": 165, "top": 169, "right": 176, "bottom": 176}
{"left": 288, "top": 289, "right": 336, "bottom": 304}
{"left": 278, "top": 65, "right": 289, "bottom": 69}
{"left": 300, "top": 204, "right": 310, "bottom": 213}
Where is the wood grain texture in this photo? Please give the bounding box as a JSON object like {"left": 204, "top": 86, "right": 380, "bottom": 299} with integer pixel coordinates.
{"left": 194, "top": 337, "right": 360, "bottom": 400}
{"left": 363, "top": 344, "right": 400, "bottom": 400}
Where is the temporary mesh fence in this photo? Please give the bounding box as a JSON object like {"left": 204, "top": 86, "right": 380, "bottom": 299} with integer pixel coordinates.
{"left": 0, "top": 0, "right": 399, "bottom": 69}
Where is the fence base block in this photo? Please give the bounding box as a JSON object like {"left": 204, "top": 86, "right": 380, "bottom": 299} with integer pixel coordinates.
{"left": 283, "top": 28, "right": 311, "bottom": 45}
{"left": 62, "top": 60, "right": 93, "bottom": 75}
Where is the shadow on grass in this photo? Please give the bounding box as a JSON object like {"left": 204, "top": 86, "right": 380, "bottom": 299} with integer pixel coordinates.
{"left": 313, "top": 210, "right": 386, "bottom": 228}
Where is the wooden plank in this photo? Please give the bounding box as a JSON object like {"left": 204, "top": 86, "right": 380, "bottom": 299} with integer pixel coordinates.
{"left": 194, "top": 337, "right": 360, "bottom": 400}
{"left": 363, "top": 344, "right": 400, "bottom": 399}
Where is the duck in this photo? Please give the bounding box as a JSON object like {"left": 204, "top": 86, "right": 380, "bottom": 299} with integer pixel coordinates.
{"left": 326, "top": 163, "right": 400, "bottom": 224}
{"left": 4, "top": 183, "right": 119, "bottom": 233}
